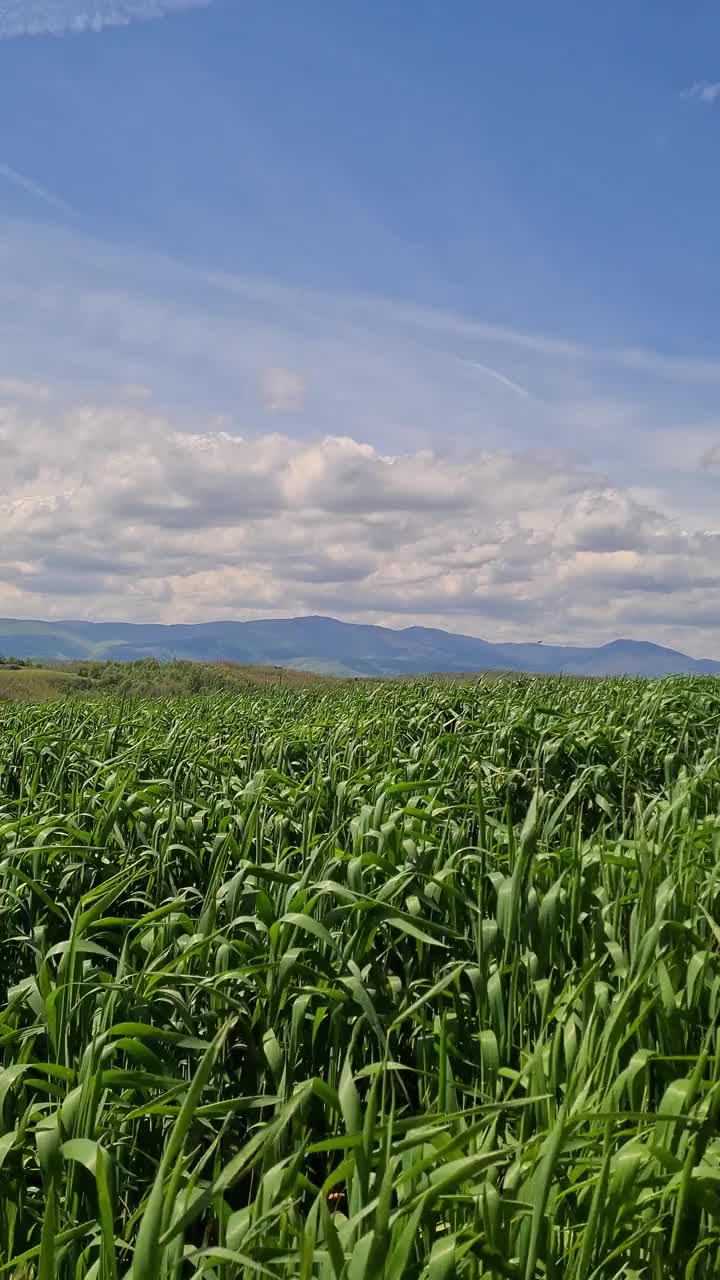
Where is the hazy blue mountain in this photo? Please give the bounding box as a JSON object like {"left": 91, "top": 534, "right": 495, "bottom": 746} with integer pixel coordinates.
{"left": 0, "top": 615, "right": 718, "bottom": 677}
{"left": 496, "top": 638, "right": 720, "bottom": 677}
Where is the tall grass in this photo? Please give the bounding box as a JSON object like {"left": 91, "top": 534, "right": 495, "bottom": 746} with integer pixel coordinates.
{"left": 1, "top": 676, "right": 720, "bottom": 1276}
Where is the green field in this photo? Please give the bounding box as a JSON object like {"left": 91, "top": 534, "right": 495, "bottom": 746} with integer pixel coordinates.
{"left": 1, "top": 677, "right": 720, "bottom": 1277}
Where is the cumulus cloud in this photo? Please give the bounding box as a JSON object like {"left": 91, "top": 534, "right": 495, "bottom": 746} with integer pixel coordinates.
{"left": 0, "top": 0, "right": 209, "bottom": 39}
{"left": 2, "top": 393, "right": 720, "bottom": 654}
{"left": 260, "top": 367, "right": 307, "bottom": 414}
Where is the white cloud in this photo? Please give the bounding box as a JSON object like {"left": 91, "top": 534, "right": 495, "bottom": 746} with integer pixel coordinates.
{"left": 260, "top": 367, "right": 307, "bottom": 414}
{"left": 685, "top": 81, "right": 720, "bottom": 105}
{"left": 0, "top": 0, "right": 209, "bottom": 39}
{"left": 1, "top": 215, "right": 720, "bottom": 649}
{"left": 2, "top": 393, "right": 720, "bottom": 656}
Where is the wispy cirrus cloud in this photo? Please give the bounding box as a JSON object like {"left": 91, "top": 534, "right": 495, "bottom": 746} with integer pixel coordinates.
{"left": 0, "top": 0, "right": 210, "bottom": 40}
{"left": 456, "top": 357, "right": 533, "bottom": 401}
{"left": 684, "top": 80, "right": 720, "bottom": 105}
{"left": 0, "top": 162, "right": 72, "bottom": 214}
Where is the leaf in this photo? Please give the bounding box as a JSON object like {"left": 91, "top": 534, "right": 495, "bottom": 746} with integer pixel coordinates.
{"left": 277, "top": 912, "right": 336, "bottom": 951}
{"left": 130, "top": 1020, "right": 230, "bottom": 1280}
{"left": 385, "top": 917, "right": 446, "bottom": 947}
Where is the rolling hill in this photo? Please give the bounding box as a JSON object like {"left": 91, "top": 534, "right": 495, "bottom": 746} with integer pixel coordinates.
{"left": 0, "top": 615, "right": 718, "bottom": 678}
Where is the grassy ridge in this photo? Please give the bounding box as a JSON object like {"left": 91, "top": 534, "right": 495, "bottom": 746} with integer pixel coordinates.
{"left": 0, "top": 658, "right": 338, "bottom": 702}
{"left": 0, "top": 665, "right": 84, "bottom": 701}
{"left": 1, "top": 678, "right": 720, "bottom": 1275}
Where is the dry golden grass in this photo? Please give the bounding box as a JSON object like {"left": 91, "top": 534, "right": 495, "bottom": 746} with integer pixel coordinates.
{"left": 0, "top": 665, "right": 83, "bottom": 702}
{"left": 0, "top": 658, "right": 344, "bottom": 702}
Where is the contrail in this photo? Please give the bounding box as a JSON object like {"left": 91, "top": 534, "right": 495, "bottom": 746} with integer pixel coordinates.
{"left": 0, "top": 162, "right": 73, "bottom": 214}
{"left": 0, "top": 0, "right": 210, "bottom": 40}
{"left": 457, "top": 357, "right": 534, "bottom": 400}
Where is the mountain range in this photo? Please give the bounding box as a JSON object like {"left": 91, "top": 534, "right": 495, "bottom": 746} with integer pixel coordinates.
{"left": 0, "top": 614, "right": 718, "bottom": 678}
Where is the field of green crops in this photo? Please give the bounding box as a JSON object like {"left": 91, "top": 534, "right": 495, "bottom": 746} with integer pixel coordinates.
{"left": 2, "top": 678, "right": 720, "bottom": 1278}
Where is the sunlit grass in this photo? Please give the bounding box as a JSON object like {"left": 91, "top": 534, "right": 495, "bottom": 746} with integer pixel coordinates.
{"left": 0, "top": 666, "right": 83, "bottom": 702}
{"left": 1, "top": 676, "right": 720, "bottom": 1276}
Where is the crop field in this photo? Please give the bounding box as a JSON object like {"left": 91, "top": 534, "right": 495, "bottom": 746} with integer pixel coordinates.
{"left": 2, "top": 678, "right": 720, "bottom": 1278}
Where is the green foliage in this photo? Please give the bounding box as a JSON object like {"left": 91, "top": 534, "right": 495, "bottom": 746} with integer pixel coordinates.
{"left": 0, "top": 676, "right": 720, "bottom": 1276}
{"left": 74, "top": 657, "right": 236, "bottom": 697}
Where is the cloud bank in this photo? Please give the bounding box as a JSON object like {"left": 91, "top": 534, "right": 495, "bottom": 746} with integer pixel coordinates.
{"left": 2, "top": 389, "right": 720, "bottom": 655}
{"left": 0, "top": 0, "right": 209, "bottom": 39}
{"left": 1, "top": 220, "right": 719, "bottom": 653}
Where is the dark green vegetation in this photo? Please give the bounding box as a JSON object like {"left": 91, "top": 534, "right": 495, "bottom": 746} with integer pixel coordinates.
{"left": 2, "top": 614, "right": 720, "bottom": 676}
{"left": 2, "top": 677, "right": 720, "bottom": 1277}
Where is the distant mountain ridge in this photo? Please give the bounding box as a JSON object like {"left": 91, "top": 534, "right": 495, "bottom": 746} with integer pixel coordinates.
{"left": 0, "top": 614, "right": 718, "bottom": 677}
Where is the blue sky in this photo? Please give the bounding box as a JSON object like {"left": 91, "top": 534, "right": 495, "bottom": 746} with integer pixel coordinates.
{"left": 2, "top": 1, "right": 720, "bottom": 652}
